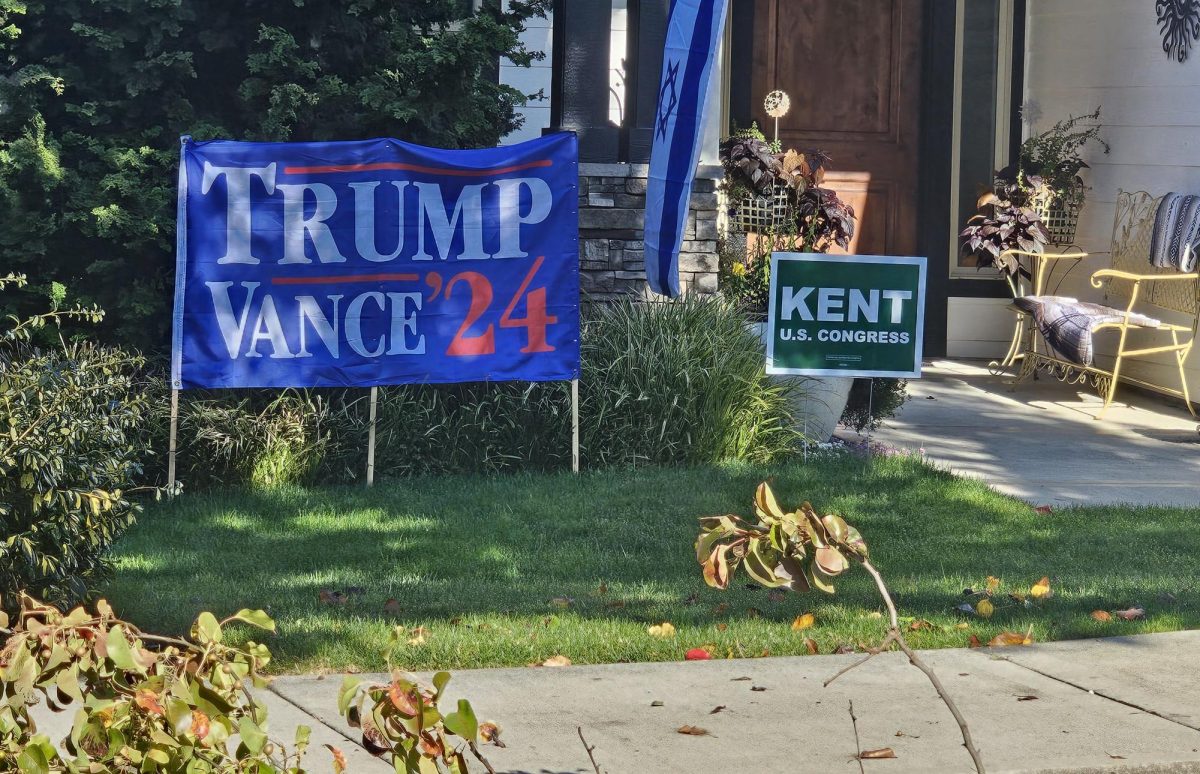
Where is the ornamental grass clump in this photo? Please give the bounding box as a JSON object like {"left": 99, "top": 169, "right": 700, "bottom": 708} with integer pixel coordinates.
{"left": 579, "top": 297, "right": 803, "bottom": 467}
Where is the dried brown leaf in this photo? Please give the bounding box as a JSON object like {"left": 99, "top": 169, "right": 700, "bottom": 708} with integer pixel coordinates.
{"left": 677, "top": 725, "right": 711, "bottom": 736}
{"left": 858, "top": 748, "right": 897, "bottom": 760}
{"left": 1115, "top": 607, "right": 1145, "bottom": 621}
{"left": 1091, "top": 610, "right": 1112, "bottom": 622}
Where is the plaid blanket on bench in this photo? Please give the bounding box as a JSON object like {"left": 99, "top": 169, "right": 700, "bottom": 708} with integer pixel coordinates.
{"left": 1150, "top": 193, "right": 1200, "bottom": 272}
{"left": 1011, "top": 296, "right": 1161, "bottom": 366}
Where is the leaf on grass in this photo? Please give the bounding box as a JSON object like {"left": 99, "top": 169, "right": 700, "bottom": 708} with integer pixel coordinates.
{"left": 1030, "top": 577, "right": 1052, "bottom": 599}
{"left": 597, "top": 582, "right": 608, "bottom": 596}
{"left": 804, "top": 638, "right": 819, "bottom": 655}
{"left": 986, "top": 576, "right": 1001, "bottom": 592}
{"left": 407, "top": 627, "right": 430, "bottom": 646}
{"left": 685, "top": 648, "right": 712, "bottom": 661}
{"left": 318, "top": 590, "right": 347, "bottom": 606}
{"left": 1115, "top": 607, "right": 1145, "bottom": 621}
{"left": 677, "top": 725, "right": 711, "bottom": 736}
{"left": 975, "top": 599, "right": 994, "bottom": 619}
{"left": 716, "top": 622, "right": 728, "bottom": 631}
{"left": 383, "top": 598, "right": 402, "bottom": 615}
{"left": 1034, "top": 505, "right": 1053, "bottom": 515}
{"left": 791, "top": 613, "right": 815, "bottom": 631}
{"left": 541, "top": 654, "right": 572, "bottom": 667}
{"left": 858, "top": 748, "right": 897, "bottom": 760}
{"left": 866, "top": 611, "right": 883, "bottom": 620}
{"left": 968, "top": 635, "right": 983, "bottom": 648}
{"left": 1091, "top": 610, "right": 1112, "bottom": 622}
{"left": 988, "top": 629, "right": 1034, "bottom": 647}
{"left": 908, "top": 619, "right": 934, "bottom": 631}
{"left": 955, "top": 622, "right": 971, "bottom": 630}
{"left": 648, "top": 622, "right": 676, "bottom": 638}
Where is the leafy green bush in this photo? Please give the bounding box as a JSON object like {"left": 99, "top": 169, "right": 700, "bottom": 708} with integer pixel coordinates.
{"left": 840, "top": 377, "right": 909, "bottom": 433}
{"left": 154, "top": 297, "right": 803, "bottom": 486}
{"left": 1, "top": 275, "right": 150, "bottom": 612}
{"left": 0, "top": 0, "right": 551, "bottom": 350}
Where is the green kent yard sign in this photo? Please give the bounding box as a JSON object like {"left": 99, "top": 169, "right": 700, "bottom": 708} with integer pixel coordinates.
{"left": 767, "top": 253, "right": 927, "bottom": 378}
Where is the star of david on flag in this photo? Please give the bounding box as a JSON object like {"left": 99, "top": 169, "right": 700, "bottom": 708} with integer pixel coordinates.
{"left": 643, "top": 0, "right": 729, "bottom": 297}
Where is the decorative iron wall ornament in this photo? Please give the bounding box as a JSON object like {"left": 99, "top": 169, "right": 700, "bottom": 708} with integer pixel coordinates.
{"left": 1157, "top": 0, "right": 1200, "bottom": 63}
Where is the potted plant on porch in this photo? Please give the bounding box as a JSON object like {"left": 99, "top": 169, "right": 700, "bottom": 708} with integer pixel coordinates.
{"left": 718, "top": 140, "right": 858, "bottom": 442}
{"left": 1009, "top": 107, "right": 1109, "bottom": 246}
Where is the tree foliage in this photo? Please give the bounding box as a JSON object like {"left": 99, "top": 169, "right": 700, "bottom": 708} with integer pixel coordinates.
{"left": 0, "top": 0, "right": 550, "bottom": 349}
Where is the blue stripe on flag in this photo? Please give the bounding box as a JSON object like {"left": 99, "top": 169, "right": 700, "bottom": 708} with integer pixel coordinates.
{"left": 643, "top": 0, "right": 727, "bottom": 297}
{"left": 656, "top": 0, "right": 716, "bottom": 294}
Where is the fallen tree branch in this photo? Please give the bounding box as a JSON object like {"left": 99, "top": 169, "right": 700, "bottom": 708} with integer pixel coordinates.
{"left": 578, "top": 726, "right": 603, "bottom": 774}
{"left": 857, "top": 559, "right": 986, "bottom": 774}
{"left": 848, "top": 701, "right": 866, "bottom": 774}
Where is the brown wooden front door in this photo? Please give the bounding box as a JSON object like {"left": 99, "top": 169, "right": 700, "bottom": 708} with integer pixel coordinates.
{"left": 751, "top": 0, "right": 923, "bottom": 257}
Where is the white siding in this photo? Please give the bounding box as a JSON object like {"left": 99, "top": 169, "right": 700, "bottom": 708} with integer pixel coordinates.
{"left": 947, "top": 297, "right": 1015, "bottom": 359}
{"left": 1023, "top": 0, "right": 1200, "bottom": 397}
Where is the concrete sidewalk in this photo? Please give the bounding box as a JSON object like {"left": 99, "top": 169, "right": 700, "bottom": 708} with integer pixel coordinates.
{"left": 840, "top": 359, "right": 1200, "bottom": 507}
{"left": 270, "top": 631, "right": 1200, "bottom": 773}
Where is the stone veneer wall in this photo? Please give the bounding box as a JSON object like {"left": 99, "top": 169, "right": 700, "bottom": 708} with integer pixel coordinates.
{"left": 577, "top": 163, "right": 723, "bottom": 300}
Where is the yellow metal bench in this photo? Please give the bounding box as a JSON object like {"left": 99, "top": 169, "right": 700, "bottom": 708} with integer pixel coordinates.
{"left": 996, "top": 190, "right": 1199, "bottom": 419}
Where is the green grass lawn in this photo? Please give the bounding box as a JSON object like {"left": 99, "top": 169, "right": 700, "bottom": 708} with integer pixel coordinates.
{"left": 104, "top": 456, "right": 1200, "bottom": 674}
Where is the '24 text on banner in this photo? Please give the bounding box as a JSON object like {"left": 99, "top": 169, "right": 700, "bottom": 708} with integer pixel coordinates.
{"left": 171, "top": 133, "right": 580, "bottom": 389}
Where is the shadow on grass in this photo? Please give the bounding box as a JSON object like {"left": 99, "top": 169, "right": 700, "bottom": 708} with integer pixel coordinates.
{"left": 104, "top": 457, "right": 1200, "bottom": 669}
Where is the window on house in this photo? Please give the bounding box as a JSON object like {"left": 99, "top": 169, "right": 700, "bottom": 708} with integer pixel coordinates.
{"left": 951, "top": 0, "right": 1016, "bottom": 274}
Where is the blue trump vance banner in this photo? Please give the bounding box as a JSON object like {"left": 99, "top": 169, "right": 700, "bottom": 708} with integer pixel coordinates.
{"left": 171, "top": 133, "right": 580, "bottom": 389}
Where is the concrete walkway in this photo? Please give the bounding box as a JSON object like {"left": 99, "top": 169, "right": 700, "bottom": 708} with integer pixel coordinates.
{"left": 267, "top": 632, "right": 1200, "bottom": 773}
{"left": 840, "top": 359, "right": 1200, "bottom": 507}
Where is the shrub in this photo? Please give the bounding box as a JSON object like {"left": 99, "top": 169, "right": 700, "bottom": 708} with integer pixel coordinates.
{"left": 840, "top": 377, "right": 909, "bottom": 433}
{"left": 1, "top": 275, "right": 149, "bottom": 612}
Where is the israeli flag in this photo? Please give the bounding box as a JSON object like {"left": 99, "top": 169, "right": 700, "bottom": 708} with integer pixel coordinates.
{"left": 644, "top": 0, "right": 729, "bottom": 297}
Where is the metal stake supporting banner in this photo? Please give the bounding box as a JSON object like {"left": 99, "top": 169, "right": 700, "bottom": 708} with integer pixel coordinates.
{"left": 865, "top": 378, "right": 875, "bottom": 461}
{"left": 167, "top": 389, "right": 179, "bottom": 496}
{"left": 571, "top": 378, "right": 580, "bottom": 474}
{"left": 366, "top": 386, "right": 378, "bottom": 487}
